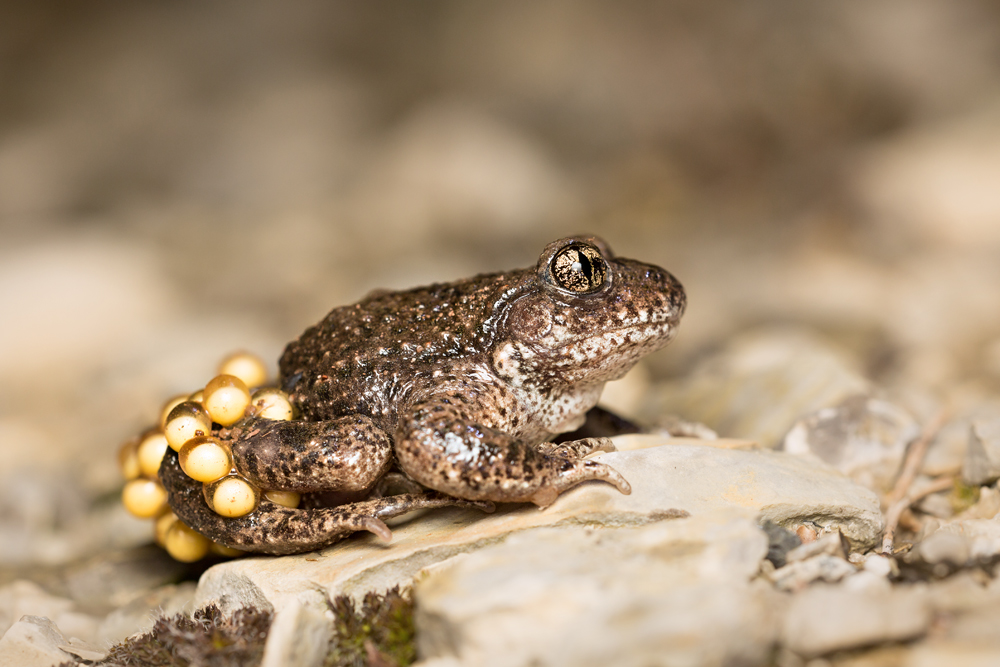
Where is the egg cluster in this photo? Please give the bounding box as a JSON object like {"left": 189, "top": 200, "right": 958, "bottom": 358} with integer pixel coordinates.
{"left": 117, "top": 351, "right": 300, "bottom": 562}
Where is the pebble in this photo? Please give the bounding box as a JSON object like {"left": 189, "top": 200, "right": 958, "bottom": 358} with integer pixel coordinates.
{"left": 769, "top": 554, "right": 857, "bottom": 592}
{"left": 783, "top": 394, "right": 919, "bottom": 491}
{"left": 785, "top": 531, "right": 848, "bottom": 563}
{"left": 781, "top": 585, "right": 931, "bottom": 658}
{"left": 260, "top": 600, "right": 332, "bottom": 667}
{"left": 963, "top": 419, "right": 1000, "bottom": 486}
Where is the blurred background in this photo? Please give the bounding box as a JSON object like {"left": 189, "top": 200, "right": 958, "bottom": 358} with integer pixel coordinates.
{"left": 1, "top": 1, "right": 1000, "bottom": 575}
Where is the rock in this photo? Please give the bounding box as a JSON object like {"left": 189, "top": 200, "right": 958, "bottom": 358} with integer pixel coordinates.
{"left": 916, "top": 519, "right": 1000, "bottom": 564}
{"left": 646, "top": 330, "right": 869, "bottom": 449}
{"left": 0, "top": 615, "right": 75, "bottom": 667}
{"left": 907, "top": 642, "right": 1000, "bottom": 667}
{"left": 56, "top": 637, "right": 106, "bottom": 663}
{"left": 761, "top": 520, "right": 802, "bottom": 569}
{"left": 260, "top": 600, "right": 332, "bottom": 667}
{"left": 785, "top": 531, "right": 848, "bottom": 563}
{"left": 956, "top": 485, "right": 1000, "bottom": 521}
{"left": 769, "top": 554, "right": 857, "bottom": 592}
{"left": 783, "top": 394, "right": 919, "bottom": 491}
{"left": 781, "top": 585, "right": 931, "bottom": 658}
{"left": 414, "top": 516, "right": 777, "bottom": 667}
{"left": 862, "top": 553, "right": 895, "bottom": 578}
{"left": 962, "top": 419, "right": 1000, "bottom": 486}
{"left": 195, "top": 438, "right": 884, "bottom": 613}
{"left": 916, "top": 531, "right": 970, "bottom": 567}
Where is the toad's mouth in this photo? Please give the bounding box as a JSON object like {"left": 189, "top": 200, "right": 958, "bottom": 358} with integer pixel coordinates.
{"left": 556, "top": 319, "right": 678, "bottom": 365}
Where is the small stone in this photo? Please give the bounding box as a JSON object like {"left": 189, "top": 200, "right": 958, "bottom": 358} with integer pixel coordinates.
{"left": 781, "top": 585, "right": 931, "bottom": 657}
{"left": 862, "top": 553, "right": 894, "bottom": 578}
{"left": 0, "top": 615, "right": 74, "bottom": 667}
{"left": 785, "top": 531, "right": 848, "bottom": 563}
{"left": 769, "top": 554, "right": 857, "bottom": 592}
{"left": 260, "top": 600, "right": 332, "bottom": 667}
{"left": 783, "top": 394, "right": 919, "bottom": 491}
{"left": 57, "top": 637, "right": 106, "bottom": 662}
{"left": 841, "top": 570, "right": 892, "bottom": 593}
{"left": 962, "top": 419, "right": 1000, "bottom": 486}
{"left": 917, "top": 530, "right": 971, "bottom": 567}
{"left": 918, "top": 519, "right": 1000, "bottom": 563}
{"left": 956, "top": 484, "right": 1000, "bottom": 520}
{"left": 761, "top": 520, "right": 801, "bottom": 569}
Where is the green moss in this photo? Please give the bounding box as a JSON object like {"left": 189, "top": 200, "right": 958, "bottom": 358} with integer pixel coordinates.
{"left": 324, "top": 587, "right": 416, "bottom": 667}
{"left": 951, "top": 480, "right": 980, "bottom": 513}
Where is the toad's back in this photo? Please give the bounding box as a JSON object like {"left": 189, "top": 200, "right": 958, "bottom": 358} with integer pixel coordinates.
{"left": 279, "top": 270, "right": 529, "bottom": 426}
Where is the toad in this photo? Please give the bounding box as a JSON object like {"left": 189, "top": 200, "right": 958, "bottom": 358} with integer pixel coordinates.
{"left": 160, "top": 236, "right": 686, "bottom": 554}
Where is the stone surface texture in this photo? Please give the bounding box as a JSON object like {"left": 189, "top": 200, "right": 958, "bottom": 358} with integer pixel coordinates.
{"left": 194, "top": 437, "right": 883, "bottom": 613}
{"left": 415, "top": 516, "right": 776, "bottom": 667}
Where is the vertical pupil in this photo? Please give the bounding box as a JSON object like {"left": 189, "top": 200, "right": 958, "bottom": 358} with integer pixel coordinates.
{"left": 577, "top": 253, "right": 594, "bottom": 285}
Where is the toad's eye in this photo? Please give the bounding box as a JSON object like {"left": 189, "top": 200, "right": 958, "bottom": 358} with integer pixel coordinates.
{"left": 549, "top": 243, "right": 608, "bottom": 294}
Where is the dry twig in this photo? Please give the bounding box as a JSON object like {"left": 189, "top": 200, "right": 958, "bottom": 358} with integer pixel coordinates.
{"left": 880, "top": 409, "right": 950, "bottom": 555}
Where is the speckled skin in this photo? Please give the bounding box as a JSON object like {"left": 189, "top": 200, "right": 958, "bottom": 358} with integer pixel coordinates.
{"left": 161, "top": 236, "right": 685, "bottom": 555}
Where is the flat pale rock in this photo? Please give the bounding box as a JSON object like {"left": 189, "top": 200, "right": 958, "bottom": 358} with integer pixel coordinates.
{"left": 195, "top": 437, "right": 882, "bottom": 613}
{"left": 782, "top": 584, "right": 931, "bottom": 657}
{"left": 0, "top": 615, "right": 74, "bottom": 667}
{"left": 415, "top": 515, "right": 776, "bottom": 667}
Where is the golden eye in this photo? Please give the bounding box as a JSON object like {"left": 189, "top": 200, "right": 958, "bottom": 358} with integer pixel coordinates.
{"left": 549, "top": 243, "right": 608, "bottom": 293}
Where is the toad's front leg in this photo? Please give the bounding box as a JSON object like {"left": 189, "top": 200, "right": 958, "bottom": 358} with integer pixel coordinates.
{"left": 395, "top": 396, "right": 631, "bottom": 507}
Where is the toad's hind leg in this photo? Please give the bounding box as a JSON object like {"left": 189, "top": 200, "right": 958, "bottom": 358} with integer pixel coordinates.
{"left": 229, "top": 416, "right": 392, "bottom": 494}
{"left": 159, "top": 449, "right": 492, "bottom": 555}
{"left": 395, "top": 398, "right": 631, "bottom": 508}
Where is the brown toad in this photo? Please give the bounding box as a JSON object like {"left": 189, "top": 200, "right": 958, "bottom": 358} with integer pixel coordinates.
{"left": 160, "top": 236, "right": 685, "bottom": 554}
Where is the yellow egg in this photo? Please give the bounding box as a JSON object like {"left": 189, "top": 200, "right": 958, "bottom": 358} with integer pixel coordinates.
{"left": 251, "top": 388, "right": 295, "bottom": 421}
{"left": 154, "top": 511, "right": 178, "bottom": 546}
{"left": 136, "top": 430, "right": 170, "bottom": 478}
{"left": 164, "top": 401, "right": 212, "bottom": 451}
{"left": 264, "top": 490, "right": 301, "bottom": 508}
{"left": 218, "top": 351, "right": 268, "bottom": 388}
{"left": 122, "top": 479, "right": 168, "bottom": 518}
{"left": 178, "top": 436, "right": 233, "bottom": 482}
{"left": 164, "top": 521, "right": 210, "bottom": 562}
{"left": 203, "top": 375, "right": 251, "bottom": 427}
{"left": 209, "top": 542, "right": 245, "bottom": 558}
{"left": 204, "top": 475, "right": 260, "bottom": 518}
{"left": 159, "top": 394, "right": 188, "bottom": 428}
{"left": 188, "top": 389, "right": 204, "bottom": 404}
{"left": 118, "top": 440, "right": 141, "bottom": 481}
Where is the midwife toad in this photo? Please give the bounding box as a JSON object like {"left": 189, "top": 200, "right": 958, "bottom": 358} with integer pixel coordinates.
{"left": 160, "top": 236, "right": 686, "bottom": 554}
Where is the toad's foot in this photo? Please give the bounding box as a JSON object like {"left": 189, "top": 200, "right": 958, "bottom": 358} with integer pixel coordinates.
{"left": 160, "top": 449, "right": 492, "bottom": 555}
{"left": 536, "top": 437, "right": 615, "bottom": 459}
{"left": 397, "top": 399, "right": 631, "bottom": 509}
